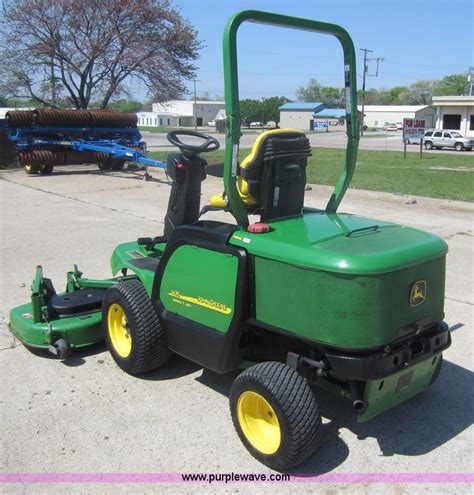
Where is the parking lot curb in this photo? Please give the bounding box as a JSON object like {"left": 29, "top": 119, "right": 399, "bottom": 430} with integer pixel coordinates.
{"left": 439, "top": 201, "right": 474, "bottom": 214}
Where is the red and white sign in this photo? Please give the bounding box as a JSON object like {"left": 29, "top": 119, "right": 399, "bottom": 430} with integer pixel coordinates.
{"left": 403, "top": 118, "right": 425, "bottom": 140}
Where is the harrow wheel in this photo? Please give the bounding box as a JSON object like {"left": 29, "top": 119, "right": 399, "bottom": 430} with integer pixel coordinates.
{"left": 39, "top": 164, "right": 55, "bottom": 174}
{"left": 24, "top": 164, "right": 40, "bottom": 175}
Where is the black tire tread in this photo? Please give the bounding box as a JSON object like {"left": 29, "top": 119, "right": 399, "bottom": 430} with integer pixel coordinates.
{"left": 103, "top": 279, "right": 171, "bottom": 374}
{"left": 111, "top": 159, "right": 125, "bottom": 171}
{"left": 230, "top": 361, "right": 322, "bottom": 470}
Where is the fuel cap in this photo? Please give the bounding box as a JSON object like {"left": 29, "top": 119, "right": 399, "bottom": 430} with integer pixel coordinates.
{"left": 247, "top": 222, "right": 271, "bottom": 234}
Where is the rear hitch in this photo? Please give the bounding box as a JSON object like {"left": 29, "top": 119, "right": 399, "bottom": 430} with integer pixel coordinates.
{"left": 287, "top": 352, "right": 329, "bottom": 377}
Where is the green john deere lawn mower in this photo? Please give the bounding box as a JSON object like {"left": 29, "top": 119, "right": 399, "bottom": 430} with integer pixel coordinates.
{"left": 9, "top": 10, "right": 451, "bottom": 470}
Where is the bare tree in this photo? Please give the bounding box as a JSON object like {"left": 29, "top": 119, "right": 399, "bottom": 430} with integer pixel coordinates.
{"left": 0, "top": 0, "right": 201, "bottom": 108}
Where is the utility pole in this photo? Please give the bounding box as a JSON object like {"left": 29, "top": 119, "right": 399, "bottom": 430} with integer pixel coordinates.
{"left": 468, "top": 67, "right": 474, "bottom": 96}
{"left": 262, "top": 97, "right": 266, "bottom": 131}
{"left": 359, "top": 49, "right": 384, "bottom": 136}
{"left": 193, "top": 79, "right": 199, "bottom": 131}
{"left": 360, "top": 48, "right": 372, "bottom": 136}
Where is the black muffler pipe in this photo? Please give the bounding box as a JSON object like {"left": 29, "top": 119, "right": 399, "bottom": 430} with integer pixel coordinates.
{"left": 349, "top": 380, "right": 368, "bottom": 413}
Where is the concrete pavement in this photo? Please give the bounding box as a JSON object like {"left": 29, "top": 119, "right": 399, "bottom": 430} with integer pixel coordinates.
{"left": 0, "top": 165, "right": 473, "bottom": 495}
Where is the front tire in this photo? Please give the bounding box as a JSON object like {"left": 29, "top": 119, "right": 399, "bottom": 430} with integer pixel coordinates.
{"left": 425, "top": 141, "right": 433, "bottom": 150}
{"left": 455, "top": 142, "right": 464, "bottom": 152}
{"left": 102, "top": 280, "right": 172, "bottom": 375}
{"left": 230, "top": 361, "right": 322, "bottom": 470}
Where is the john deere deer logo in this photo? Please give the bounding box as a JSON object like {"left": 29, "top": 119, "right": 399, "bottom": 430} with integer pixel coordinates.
{"left": 410, "top": 280, "right": 426, "bottom": 307}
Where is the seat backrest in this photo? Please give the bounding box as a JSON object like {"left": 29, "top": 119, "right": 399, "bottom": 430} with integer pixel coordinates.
{"left": 238, "top": 128, "right": 311, "bottom": 221}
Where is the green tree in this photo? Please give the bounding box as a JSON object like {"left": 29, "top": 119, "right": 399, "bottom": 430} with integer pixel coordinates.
{"left": 239, "top": 99, "right": 262, "bottom": 127}
{"left": 433, "top": 73, "right": 468, "bottom": 96}
{"left": 377, "top": 86, "right": 407, "bottom": 104}
{"left": 399, "top": 80, "right": 438, "bottom": 105}
{"left": 262, "top": 96, "right": 290, "bottom": 126}
{"left": 108, "top": 100, "right": 144, "bottom": 113}
{"left": 296, "top": 78, "right": 321, "bottom": 102}
{"left": 296, "top": 79, "right": 344, "bottom": 107}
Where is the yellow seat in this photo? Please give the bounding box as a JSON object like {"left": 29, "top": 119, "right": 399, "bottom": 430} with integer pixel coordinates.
{"left": 210, "top": 128, "right": 304, "bottom": 209}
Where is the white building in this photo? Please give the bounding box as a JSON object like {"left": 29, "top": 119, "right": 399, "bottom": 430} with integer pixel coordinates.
{"left": 151, "top": 100, "right": 225, "bottom": 127}
{"left": 431, "top": 96, "right": 474, "bottom": 137}
{"left": 279, "top": 102, "right": 326, "bottom": 130}
{"left": 136, "top": 111, "right": 181, "bottom": 127}
{"left": 358, "top": 105, "right": 436, "bottom": 129}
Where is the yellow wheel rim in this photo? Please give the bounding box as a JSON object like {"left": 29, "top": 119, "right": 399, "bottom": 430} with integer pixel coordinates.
{"left": 237, "top": 391, "right": 281, "bottom": 454}
{"left": 107, "top": 303, "right": 132, "bottom": 358}
{"left": 25, "top": 164, "right": 36, "bottom": 174}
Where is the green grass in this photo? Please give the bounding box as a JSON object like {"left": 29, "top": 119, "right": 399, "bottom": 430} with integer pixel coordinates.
{"left": 149, "top": 148, "right": 474, "bottom": 202}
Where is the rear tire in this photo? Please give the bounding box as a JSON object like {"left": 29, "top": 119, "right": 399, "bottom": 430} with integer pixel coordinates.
{"left": 102, "top": 280, "right": 172, "bottom": 375}
{"left": 229, "top": 361, "right": 322, "bottom": 470}
{"left": 425, "top": 141, "right": 433, "bottom": 150}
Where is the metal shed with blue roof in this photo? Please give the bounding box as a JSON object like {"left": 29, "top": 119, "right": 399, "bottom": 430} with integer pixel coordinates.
{"left": 279, "top": 101, "right": 326, "bottom": 130}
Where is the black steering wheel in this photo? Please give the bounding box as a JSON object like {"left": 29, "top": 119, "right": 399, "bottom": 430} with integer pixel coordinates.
{"left": 167, "top": 130, "right": 220, "bottom": 156}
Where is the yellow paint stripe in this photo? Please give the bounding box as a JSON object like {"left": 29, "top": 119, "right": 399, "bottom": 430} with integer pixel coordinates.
{"left": 168, "top": 291, "right": 232, "bottom": 315}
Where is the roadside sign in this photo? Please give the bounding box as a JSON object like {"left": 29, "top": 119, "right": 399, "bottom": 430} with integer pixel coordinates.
{"left": 313, "top": 121, "right": 329, "bottom": 132}
{"left": 403, "top": 118, "right": 425, "bottom": 140}
{"left": 403, "top": 118, "right": 425, "bottom": 159}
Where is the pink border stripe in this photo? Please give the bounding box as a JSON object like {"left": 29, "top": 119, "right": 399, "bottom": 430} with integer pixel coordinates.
{"left": 0, "top": 472, "right": 473, "bottom": 484}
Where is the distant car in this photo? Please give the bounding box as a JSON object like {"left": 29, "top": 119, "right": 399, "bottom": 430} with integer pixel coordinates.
{"left": 207, "top": 120, "right": 216, "bottom": 127}
{"left": 249, "top": 121, "right": 262, "bottom": 127}
{"left": 396, "top": 122, "right": 403, "bottom": 130}
{"left": 403, "top": 135, "right": 423, "bottom": 145}
{"left": 424, "top": 130, "right": 473, "bottom": 151}
{"left": 382, "top": 123, "right": 398, "bottom": 131}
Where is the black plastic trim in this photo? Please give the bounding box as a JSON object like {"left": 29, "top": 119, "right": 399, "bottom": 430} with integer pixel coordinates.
{"left": 48, "top": 288, "right": 106, "bottom": 318}
{"left": 247, "top": 317, "right": 451, "bottom": 380}
{"left": 128, "top": 256, "right": 160, "bottom": 272}
{"left": 152, "top": 225, "right": 247, "bottom": 373}
{"left": 325, "top": 322, "right": 451, "bottom": 380}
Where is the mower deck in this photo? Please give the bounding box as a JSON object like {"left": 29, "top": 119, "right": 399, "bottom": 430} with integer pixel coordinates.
{"left": 9, "top": 301, "right": 103, "bottom": 350}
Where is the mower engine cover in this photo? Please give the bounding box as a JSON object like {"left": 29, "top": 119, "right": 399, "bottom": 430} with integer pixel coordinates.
{"left": 229, "top": 211, "right": 448, "bottom": 350}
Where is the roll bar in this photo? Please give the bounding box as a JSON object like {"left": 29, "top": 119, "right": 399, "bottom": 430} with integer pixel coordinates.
{"left": 222, "top": 10, "right": 360, "bottom": 228}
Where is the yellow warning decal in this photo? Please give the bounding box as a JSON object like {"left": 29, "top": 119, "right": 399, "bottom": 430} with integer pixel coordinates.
{"left": 168, "top": 290, "right": 232, "bottom": 315}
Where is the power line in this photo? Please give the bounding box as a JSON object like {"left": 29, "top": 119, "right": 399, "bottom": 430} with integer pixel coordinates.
{"left": 360, "top": 48, "right": 384, "bottom": 136}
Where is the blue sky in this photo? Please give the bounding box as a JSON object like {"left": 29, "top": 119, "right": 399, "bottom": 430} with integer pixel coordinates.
{"left": 130, "top": 0, "right": 473, "bottom": 101}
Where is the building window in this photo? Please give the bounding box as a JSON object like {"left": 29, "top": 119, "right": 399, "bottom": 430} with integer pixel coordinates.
{"left": 470, "top": 115, "right": 474, "bottom": 131}
{"left": 442, "top": 114, "right": 461, "bottom": 130}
